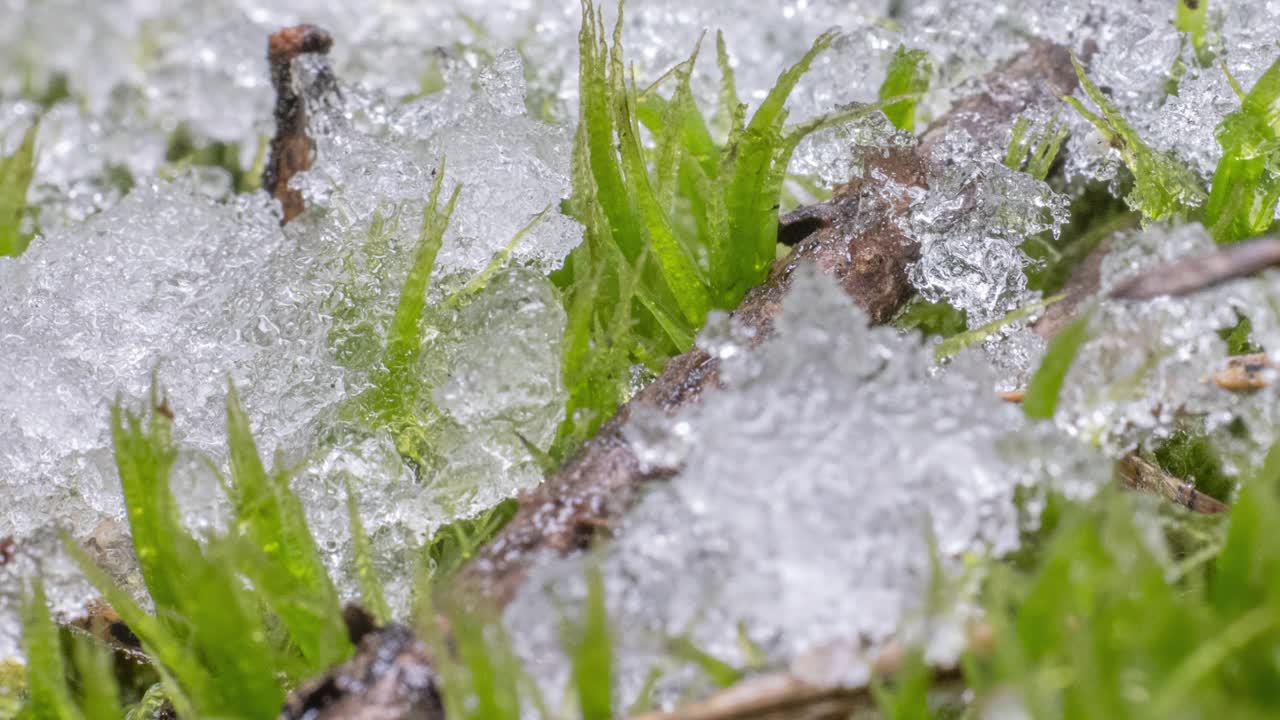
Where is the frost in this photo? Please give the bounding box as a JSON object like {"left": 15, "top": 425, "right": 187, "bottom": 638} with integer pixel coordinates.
{"left": 0, "top": 44, "right": 576, "bottom": 654}
{"left": 789, "top": 110, "right": 916, "bottom": 186}
{"left": 295, "top": 51, "right": 581, "bottom": 277}
{"left": 1053, "top": 223, "right": 1280, "bottom": 465}
{"left": 505, "top": 266, "right": 1108, "bottom": 710}
{"left": 908, "top": 128, "right": 1071, "bottom": 326}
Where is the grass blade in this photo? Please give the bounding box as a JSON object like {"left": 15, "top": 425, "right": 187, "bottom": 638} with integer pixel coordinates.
{"left": 225, "top": 384, "right": 349, "bottom": 668}
{"left": 21, "top": 581, "right": 84, "bottom": 720}
{"left": 567, "top": 566, "right": 613, "bottom": 720}
{"left": 346, "top": 480, "right": 391, "bottom": 625}
{"left": 0, "top": 121, "right": 38, "bottom": 257}
{"left": 1205, "top": 56, "right": 1280, "bottom": 243}
{"left": 1023, "top": 309, "right": 1093, "bottom": 419}
{"left": 879, "top": 46, "right": 931, "bottom": 132}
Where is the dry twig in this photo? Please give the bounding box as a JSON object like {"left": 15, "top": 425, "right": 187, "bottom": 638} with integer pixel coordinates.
{"left": 1117, "top": 454, "right": 1228, "bottom": 515}
{"left": 263, "top": 24, "right": 334, "bottom": 223}
{"left": 1109, "top": 235, "right": 1280, "bottom": 301}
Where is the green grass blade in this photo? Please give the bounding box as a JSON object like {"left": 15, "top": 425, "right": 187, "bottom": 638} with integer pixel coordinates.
{"left": 934, "top": 294, "right": 1064, "bottom": 361}
{"left": 70, "top": 636, "right": 121, "bottom": 720}
{"left": 62, "top": 537, "right": 211, "bottom": 714}
{"left": 225, "top": 384, "right": 349, "bottom": 668}
{"left": 382, "top": 165, "right": 461, "bottom": 386}
{"left": 420, "top": 498, "right": 519, "bottom": 588}
{"left": 1175, "top": 0, "right": 1211, "bottom": 66}
{"left": 0, "top": 121, "right": 38, "bottom": 257}
{"left": 1205, "top": 56, "right": 1280, "bottom": 243}
{"left": 1023, "top": 309, "right": 1093, "bottom": 419}
{"left": 1004, "top": 116, "right": 1033, "bottom": 171}
{"left": 21, "top": 582, "right": 84, "bottom": 720}
{"left": 664, "top": 636, "right": 743, "bottom": 688}
{"left": 871, "top": 651, "right": 932, "bottom": 720}
{"left": 724, "top": 32, "right": 836, "bottom": 286}
{"left": 435, "top": 608, "right": 523, "bottom": 720}
{"left": 444, "top": 203, "right": 554, "bottom": 309}
{"left": 713, "top": 31, "right": 743, "bottom": 137}
{"left": 346, "top": 480, "right": 391, "bottom": 625}
{"left": 567, "top": 566, "right": 613, "bottom": 720}
{"left": 608, "top": 27, "right": 709, "bottom": 325}
{"left": 879, "top": 46, "right": 931, "bottom": 132}
{"left": 1066, "top": 52, "right": 1206, "bottom": 220}
{"left": 108, "top": 396, "right": 191, "bottom": 618}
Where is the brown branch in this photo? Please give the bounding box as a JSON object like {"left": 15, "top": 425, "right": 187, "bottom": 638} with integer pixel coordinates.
{"left": 629, "top": 632, "right": 982, "bottom": 720}
{"left": 452, "top": 41, "right": 1079, "bottom": 609}
{"left": 1109, "top": 235, "right": 1280, "bottom": 301}
{"left": 263, "top": 24, "right": 333, "bottom": 224}
{"left": 1118, "top": 454, "right": 1229, "bottom": 514}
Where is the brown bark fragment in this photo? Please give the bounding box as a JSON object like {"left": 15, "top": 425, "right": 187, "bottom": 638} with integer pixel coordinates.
{"left": 1210, "top": 353, "right": 1274, "bottom": 392}
{"left": 1118, "top": 454, "right": 1228, "bottom": 515}
{"left": 454, "top": 41, "right": 1079, "bottom": 610}
{"left": 1109, "top": 234, "right": 1280, "bottom": 301}
{"left": 263, "top": 24, "right": 334, "bottom": 224}
{"left": 279, "top": 622, "right": 445, "bottom": 720}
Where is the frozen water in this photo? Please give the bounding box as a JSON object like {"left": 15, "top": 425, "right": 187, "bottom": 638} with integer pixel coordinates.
{"left": 0, "top": 42, "right": 576, "bottom": 655}
{"left": 1, "top": 0, "right": 1278, "bottom": 690}
{"left": 1, "top": 0, "right": 1245, "bottom": 246}
{"left": 504, "top": 266, "right": 1108, "bottom": 710}
{"left": 790, "top": 110, "right": 916, "bottom": 187}
{"left": 908, "top": 127, "right": 1071, "bottom": 327}
{"left": 1052, "top": 223, "right": 1280, "bottom": 466}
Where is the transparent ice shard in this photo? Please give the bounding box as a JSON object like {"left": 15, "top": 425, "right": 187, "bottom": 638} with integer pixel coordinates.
{"left": 908, "top": 128, "right": 1070, "bottom": 327}
{"left": 1053, "top": 223, "right": 1280, "bottom": 468}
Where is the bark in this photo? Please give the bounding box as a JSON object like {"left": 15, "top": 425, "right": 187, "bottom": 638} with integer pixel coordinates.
{"left": 453, "top": 41, "right": 1080, "bottom": 610}
{"left": 279, "top": 612, "right": 445, "bottom": 720}
{"left": 263, "top": 25, "right": 334, "bottom": 224}
{"left": 1109, "top": 234, "right": 1280, "bottom": 300}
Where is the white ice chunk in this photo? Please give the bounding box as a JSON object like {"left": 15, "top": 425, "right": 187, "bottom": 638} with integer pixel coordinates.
{"left": 505, "top": 265, "right": 1108, "bottom": 711}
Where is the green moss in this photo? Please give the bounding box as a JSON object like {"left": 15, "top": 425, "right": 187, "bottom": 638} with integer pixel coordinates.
{"left": 0, "top": 121, "right": 39, "bottom": 257}
{"left": 554, "top": 0, "right": 903, "bottom": 454}
{"left": 880, "top": 46, "right": 932, "bottom": 132}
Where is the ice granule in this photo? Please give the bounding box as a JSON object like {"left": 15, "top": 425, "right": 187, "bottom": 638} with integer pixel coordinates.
{"left": 0, "top": 41, "right": 577, "bottom": 649}
{"left": 504, "top": 265, "right": 1108, "bottom": 711}
{"left": 2, "top": 0, "right": 1231, "bottom": 236}
{"left": 1053, "top": 223, "right": 1280, "bottom": 464}
{"left": 295, "top": 50, "right": 582, "bottom": 279}
{"left": 789, "top": 110, "right": 917, "bottom": 186}
{"left": 908, "top": 127, "right": 1071, "bottom": 327}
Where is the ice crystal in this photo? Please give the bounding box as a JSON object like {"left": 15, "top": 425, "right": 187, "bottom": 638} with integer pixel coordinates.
{"left": 908, "top": 128, "right": 1071, "bottom": 326}
{"left": 0, "top": 47, "right": 577, "bottom": 649}
{"left": 1049, "top": 224, "right": 1280, "bottom": 468}
{"left": 505, "top": 266, "right": 1108, "bottom": 710}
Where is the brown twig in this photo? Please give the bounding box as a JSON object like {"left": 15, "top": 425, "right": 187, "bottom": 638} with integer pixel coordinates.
{"left": 263, "top": 24, "right": 334, "bottom": 224}
{"left": 1117, "top": 454, "right": 1228, "bottom": 514}
{"left": 629, "top": 633, "right": 980, "bottom": 720}
{"left": 1109, "top": 235, "right": 1280, "bottom": 301}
